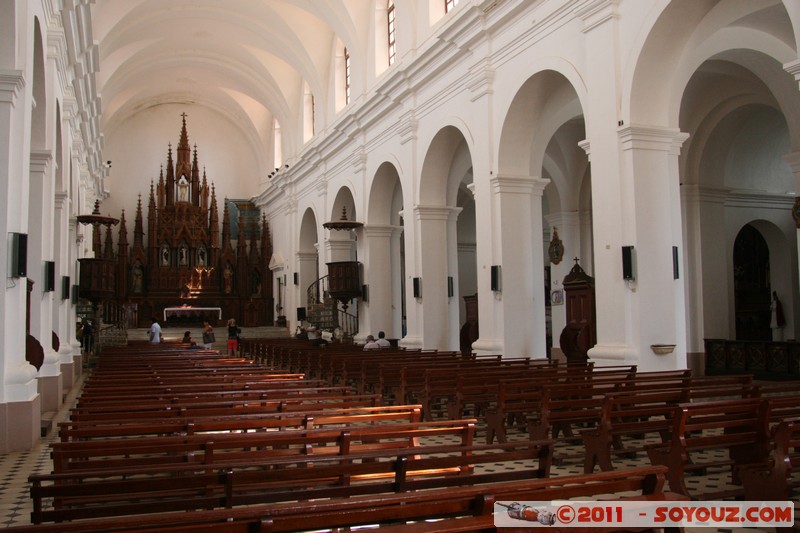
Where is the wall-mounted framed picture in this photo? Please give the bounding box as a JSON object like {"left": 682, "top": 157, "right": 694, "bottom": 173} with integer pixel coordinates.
{"left": 551, "top": 289, "right": 564, "bottom": 306}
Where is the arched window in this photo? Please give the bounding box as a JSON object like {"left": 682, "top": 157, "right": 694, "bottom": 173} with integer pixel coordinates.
{"left": 445, "top": 0, "right": 460, "bottom": 13}
{"left": 303, "top": 81, "right": 314, "bottom": 143}
{"left": 344, "top": 47, "right": 351, "bottom": 105}
{"left": 387, "top": 0, "right": 396, "bottom": 66}
{"left": 273, "top": 118, "right": 283, "bottom": 168}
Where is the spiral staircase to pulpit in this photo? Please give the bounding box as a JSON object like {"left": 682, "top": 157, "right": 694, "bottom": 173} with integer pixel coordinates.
{"left": 306, "top": 261, "right": 361, "bottom": 340}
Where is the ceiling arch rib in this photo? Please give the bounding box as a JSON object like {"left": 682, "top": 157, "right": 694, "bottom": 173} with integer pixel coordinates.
{"left": 93, "top": 0, "right": 366, "bottom": 166}
{"left": 101, "top": 50, "right": 294, "bottom": 149}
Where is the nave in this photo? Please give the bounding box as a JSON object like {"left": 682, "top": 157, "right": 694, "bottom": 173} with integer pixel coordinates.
{"left": 1, "top": 334, "right": 798, "bottom": 531}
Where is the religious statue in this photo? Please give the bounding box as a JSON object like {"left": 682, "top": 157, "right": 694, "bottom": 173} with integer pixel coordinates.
{"left": 178, "top": 176, "right": 189, "bottom": 202}
{"left": 771, "top": 291, "right": 786, "bottom": 341}
{"left": 131, "top": 264, "right": 143, "bottom": 293}
{"left": 197, "top": 247, "right": 206, "bottom": 267}
{"left": 161, "top": 245, "right": 170, "bottom": 266}
{"left": 223, "top": 264, "right": 233, "bottom": 294}
{"left": 179, "top": 245, "right": 188, "bottom": 266}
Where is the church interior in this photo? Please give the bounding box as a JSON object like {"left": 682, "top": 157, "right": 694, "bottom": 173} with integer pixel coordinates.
{"left": 1, "top": 0, "right": 800, "bottom": 529}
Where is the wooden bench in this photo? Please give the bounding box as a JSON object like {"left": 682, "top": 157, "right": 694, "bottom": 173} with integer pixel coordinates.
{"left": 484, "top": 366, "right": 635, "bottom": 444}
{"left": 646, "top": 397, "right": 770, "bottom": 498}
{"left": 68, "top": 387, "right": 368, "bottom": 418}
{"left": 12, "top": 465, "right": 683, "bottom": 532}
{"left": 581, "top": 376, "right": 770, "bottom": 473}
{"left": 67, "top": 393, "right": 384, "bottom": 422}
{"left": 739, "top": 417, "right": 800, "bottom": 501}
{"left": 419, "top": 359, "right": 548, "bottom": 420}
{"left": 49, "top": 418, "right": 478, "bottom": 473}
{"left": 31, "top": 438, "right": 553, "bottom": 523}
{"left": 58, "top": 404, "right": 424, "bottom": 442}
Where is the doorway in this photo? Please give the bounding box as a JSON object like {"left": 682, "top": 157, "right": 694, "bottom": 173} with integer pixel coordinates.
{"left": 733, "top": 224, "right": 771, "bottom": 341}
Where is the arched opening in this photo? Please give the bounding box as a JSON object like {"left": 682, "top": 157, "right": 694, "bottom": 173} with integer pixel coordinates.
{"left": 297, "top": 208, "right": 320, "bottom": 322}
{"left": 733, "top": 224, "right": 771, "bottom": 341}
{"left": 366, "top": 161, "right": 405, "bottom": 340}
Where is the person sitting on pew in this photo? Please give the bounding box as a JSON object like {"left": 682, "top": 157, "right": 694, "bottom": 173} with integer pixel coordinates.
{"left": 376, "top": 331, "right": 391, "bottom": 348}
{"left": 364, "top": 335, "right": 380, "bottom": 350}
{"left": 181, "top": 331, "right": 200, "bottom": 348}
{"left": 306, "top": 325, "right": 328, "bottom": 347}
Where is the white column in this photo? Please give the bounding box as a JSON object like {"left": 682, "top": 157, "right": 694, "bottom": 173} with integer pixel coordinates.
{"left": 579, "top": 209, "right": 594, "bottom": 276}
{"left": 478, "top": 174, "right": 548, "bottom": 358}
{"left": 784, "top": 152, "right": 800, "bottom": 296}
{"left": 361, "top": 225, "right": 399, "bottom": 340}
{"left": 613, "top": 125, "right": 689, "bottom": 371}
{"left": 389, "top": 225, "right": 404, "bottom": 339}
{"left": 545, "top": 211, "right": 581, "bottom": 360}
{"left": 53, "top": 191, "right": 75, "bottom": 387}
{"left": 68, "top": 215, "right": 82, "bottom": 377}
{"left": 409, "top": 205, "right": 452, "bottom": 350}
{"left": 296, "top": 250, "right": 319, "bottom": 308}
{"left": 0, "top": 70, "right": 40, "bottom": 452}
{"left": 30, "top": 149, "right": 62, "bottom": 412}
{"left": 325, "top": 234, "right": 355, "bottom": 263}
{"left": 578, "top": 0, "right": 638, "bottom": 365}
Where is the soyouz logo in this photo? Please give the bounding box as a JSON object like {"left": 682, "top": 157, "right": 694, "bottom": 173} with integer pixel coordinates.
{"left": 494, "top": 501, "right": 795, "bottom": 528}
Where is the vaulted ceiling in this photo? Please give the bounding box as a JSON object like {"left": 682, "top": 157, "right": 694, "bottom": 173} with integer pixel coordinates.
{"left": 92, "top": 0, "right": 365, "bottom": 155}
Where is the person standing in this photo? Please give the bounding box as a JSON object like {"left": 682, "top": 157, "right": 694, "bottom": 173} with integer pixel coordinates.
{"left": 82, "top": 319, "right": 94, "bottom": 354}
{"left": 149, "top": 317, "right": 162, "bottom": 344}
{"left": 201, "top": 320, "right": 215, "bottom": 350}
{"left": 227, "top": 318, "right": 241, "bottom": 356}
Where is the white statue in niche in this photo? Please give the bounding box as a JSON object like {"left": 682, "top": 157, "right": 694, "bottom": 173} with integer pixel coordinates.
{"left": 178, "top": 175, "right": 189, "bottom": 202}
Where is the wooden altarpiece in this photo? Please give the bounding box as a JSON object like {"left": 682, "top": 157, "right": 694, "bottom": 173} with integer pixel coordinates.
{"left": 112, "top": 115, "right": 273, "bottom": 327}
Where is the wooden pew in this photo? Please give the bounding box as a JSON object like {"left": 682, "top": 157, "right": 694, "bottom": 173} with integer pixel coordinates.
{"left": 419, "top": 359, "right": 548, "bottom": 420}
{"left": 49, "top": 419, "right": 478, "bottom": 473}
{"left": 646, "top": 397, "right": 770, "bottom": 498}
{"left": 739, "top": 417, "right": 800, "bottom": 501}
{"left": 67, "top": 393, "right": 384, "bottom": 422}
{"left": 12, "top": 465, "right": 682, "bottom": 532}
{"left": 58, "top": 404, "right": 423, "bottom": 441}
{"left": 73, "top": 385, "right": 356, "bottom": 409}
{"left": 581, "top": 376, "right": 782, "bottom": 474}
{"left": 484, "top": 366, "right": 628, "bottom": 444}
{"left": 529, "top": 372, "right": 751, "bottom": 442}
{"left": 31, "top": 439, "right": 552, "bottom": 524}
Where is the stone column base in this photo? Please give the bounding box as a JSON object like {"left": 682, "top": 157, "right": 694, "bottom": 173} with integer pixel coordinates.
{"left": 0, "top": 396, "right": 41, "bottom": 452}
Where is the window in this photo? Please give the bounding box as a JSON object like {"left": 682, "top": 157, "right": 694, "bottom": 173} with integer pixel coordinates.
{"left": 303, "top": 81, "right": 314, "bottom": 142}
{"left": 445, "top": 0, "right": 460, "bottom": 13}
{"left": 388, "top": 0, "right": 396, "bottom": 66}
{"left": 273, "top": 118, "right": 283, "bottom": 168}
{"left": 344, "top": 47, "right": 351, "bottom": 105}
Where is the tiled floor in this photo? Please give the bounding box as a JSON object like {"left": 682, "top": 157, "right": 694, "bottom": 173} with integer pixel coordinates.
{"left": 1, "top": 342, "right": 797, "bottom": 531}
{"left": 0, "top": 371, "right": 83, "bottom": 528}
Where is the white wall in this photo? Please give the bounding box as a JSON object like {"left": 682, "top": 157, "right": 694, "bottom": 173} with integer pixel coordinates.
{"left": 103, "top": 104, "right": 262, "bottom": 220}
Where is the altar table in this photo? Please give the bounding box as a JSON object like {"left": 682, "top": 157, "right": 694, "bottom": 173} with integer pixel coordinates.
{"left": 164, "top": 306, "right": 223, "bottom": 323}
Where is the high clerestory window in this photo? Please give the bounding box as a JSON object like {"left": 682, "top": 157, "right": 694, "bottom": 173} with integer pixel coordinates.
{"left": 388, "top": 0, "right": 396, "bottom": 66}
{"left": 344, "top": 47, "right": 351, "bottom": 105}
{"left": 445, "top": 0, "right": 460, "bottom": 13}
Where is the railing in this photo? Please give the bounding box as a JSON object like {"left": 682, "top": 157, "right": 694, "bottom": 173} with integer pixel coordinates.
{"left": 98, "top": 301, "right": 128, "bottom": 350}
{"left": 337, "top": 307, "right": 358, "bottom": 339}
{"left": 307, "top": 275, "right": 328, "bottom": 306}
{"left": 705, "top": 338, "right": 800, "bottom": 380}
{"left": 306, "top": 275, "right": 359, "bottom": 340}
